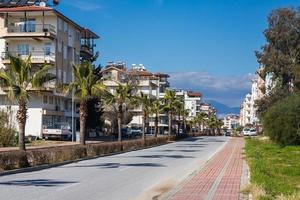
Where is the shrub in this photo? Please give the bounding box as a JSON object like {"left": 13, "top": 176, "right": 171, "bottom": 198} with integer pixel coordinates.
{"left": 0, "top": 110, "right": 18, "bottom": 147}
{"left": 262, "top": 94, "right": 300, "bottom": 145}
{"left": 86, "top": 142, "right": 122, "bottom": 157}
{"left": 0, "top": 151, "right": 29, "bottom": 171}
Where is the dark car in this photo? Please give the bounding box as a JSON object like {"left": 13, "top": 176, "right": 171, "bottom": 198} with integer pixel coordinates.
{"left": 225, "top": 131, "right": 231, "bottom": 136}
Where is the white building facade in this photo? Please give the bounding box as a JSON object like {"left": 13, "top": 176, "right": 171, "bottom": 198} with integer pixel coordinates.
{"left": 0, "top": 4, "right": 98, "bottom": 137}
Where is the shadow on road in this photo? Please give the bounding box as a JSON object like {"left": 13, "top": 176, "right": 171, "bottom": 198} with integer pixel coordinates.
{"left": 133, "top": 154, "right": 195, "bottom": 159}
{"left": 62, "top": 162, "right": 166, "bottom": 169}
{"left": 0, "top": 179, "right": 77, "bottom": 187}
{"left": 158, "top": 149, "right": 201, "bottom": 153}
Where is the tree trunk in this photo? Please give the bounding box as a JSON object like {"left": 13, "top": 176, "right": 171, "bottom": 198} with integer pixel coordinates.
{"left": 117, "top": 112, "right": 122, "bottom": 142}
{"left": 142, "top": 112, "right": 146, "bottom": 142}
{"left": 154, "top": 113, "right": 158, "bottom": 137}
{"left": 168, "top": 112, "right": 172, "bottom": 140}
{"left": 79, "top": 101, "right": 87, "bottom": 145}
{"left": 177, "top": 113, "right": 180, "bottom": 135}
{"left": 17, "top": 98, "right": 27, "bottom": 151}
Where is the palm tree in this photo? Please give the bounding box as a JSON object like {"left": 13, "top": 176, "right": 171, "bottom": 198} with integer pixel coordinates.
{"left": 182, "top": 109, "right": 190, "bottom": 134}
{"left": 163, "top": 90, "right": 177, "bottom": 140}
{"left": 207, "top": 114, "right": 218, "bottom": 136}
{"left": 65, "top": 62, "right": 106, "bottom": 145}
{"left": 174, "top": 100, "right": 184, "bottom": 135}
{"left": 0, "top": 55, "right": 55, "bottom": 151}
{"left": 196, "top": 112, "right": 208, "bottom": 134}
{"left": 105, "top": 83, "right": 134, "bottom": 142}
{"left": 151, "top": 99, "right": 164, "bottom": 137}
{"left": 133, "top": 91, "right": 153, "bottom": 141}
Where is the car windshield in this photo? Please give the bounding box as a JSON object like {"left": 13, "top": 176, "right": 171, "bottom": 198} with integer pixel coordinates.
{"left": 244, "top": 129, "right": 250, "bottom": 131}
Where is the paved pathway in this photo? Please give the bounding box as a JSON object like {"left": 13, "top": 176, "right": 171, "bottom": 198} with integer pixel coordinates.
{"left": 0, "top": 136, "right": 229, "bottom": 200}
{"left": 169, "top": 137, "right": 245, "bottom": 200}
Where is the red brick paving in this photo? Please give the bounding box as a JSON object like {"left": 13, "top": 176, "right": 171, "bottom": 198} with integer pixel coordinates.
{"left": 170, "top": 138, "right": 245, "bottom": 200}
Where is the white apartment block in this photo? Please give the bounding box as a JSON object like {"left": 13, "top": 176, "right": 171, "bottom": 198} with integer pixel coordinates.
{"left": 223, "top": 114, "right": 239, "bottom": 130}
{"left": 0, "top": 4, "right": 99, "bottom": 137}
{"left": 101, "top": 62, "right": 160, "bottom": 128}
{"left": 240, "top": 68, "right": 265, "bottom": 126}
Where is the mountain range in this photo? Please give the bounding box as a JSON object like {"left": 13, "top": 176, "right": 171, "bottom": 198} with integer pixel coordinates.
{"left": 206, "top": 100, "right": 240, "bottom": 117}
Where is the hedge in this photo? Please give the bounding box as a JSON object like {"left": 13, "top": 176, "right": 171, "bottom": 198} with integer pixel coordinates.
{"left": 0, "top": 134, "right": 198, "bottom": 172}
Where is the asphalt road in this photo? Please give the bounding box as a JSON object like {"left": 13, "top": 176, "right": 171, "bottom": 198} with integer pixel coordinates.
{"left": 0, "top": 136, "right": 229, "bottom": 200}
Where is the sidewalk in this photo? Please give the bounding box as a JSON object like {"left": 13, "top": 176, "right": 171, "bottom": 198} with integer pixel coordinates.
{"left": 169, "top": 137, "right": 246, "bottom": 200}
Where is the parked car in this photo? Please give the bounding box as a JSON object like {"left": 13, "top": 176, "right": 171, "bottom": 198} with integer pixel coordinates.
{"left": 249, "top": 129, "right": 257, "bottom": 136}
{"left": 225, "top": 131, "right": 231, "bottom": 136}
{"left": 243, "top": 128, "right": 251, "bottom": 136}
{"left": 42, "top": 122, "right": 72, "bottom": 140}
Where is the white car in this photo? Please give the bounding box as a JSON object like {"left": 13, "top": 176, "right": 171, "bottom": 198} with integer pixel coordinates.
{"left": 249, "top": 129, "right": 257, "bottom": 136}
{"left": 243, "top": 128, "right": 251, "bottom": 136}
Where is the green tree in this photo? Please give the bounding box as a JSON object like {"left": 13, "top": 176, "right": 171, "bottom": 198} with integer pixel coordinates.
{"left": 0, "top": 56, "right": 55, "bottom": 151}
{"left": 196, "top": 112, "right": 208, "bottom": 133}
{"left": 151, "top": 99, "right": 164, "bottom": 137}
{"left": 163, "top": 90, "right": 178, "bottom": 140}
{"left": 262, "top": 94, "right": 300, "bottom": 145}
{"left": 174, "top": 100, "right": 184, "bottom": 135}
{"left": 65, "top": 62, "right": 106, "bottom": 145}
{"left": 256, "top": 7, "right": 300, "bottom": 114}
{"left": 133, "top": 92, "right": 153, "bottom": 141}
{"left": 105, "top": 83, "right": 134, "bottom": 142}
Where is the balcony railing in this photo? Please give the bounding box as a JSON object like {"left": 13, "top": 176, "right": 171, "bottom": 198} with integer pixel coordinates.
{"left": 6, "top": 24, "right": 56, "bottom": 36}
{"left": 2, "top": 51, "right": 55, "bottom": 64}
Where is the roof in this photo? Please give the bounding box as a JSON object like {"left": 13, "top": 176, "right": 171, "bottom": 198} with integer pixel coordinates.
{"left": 187, "top": 92, "right": 202, "bottom": 97}
{"left": 0, "top": 5, "right": 52, "bottom": 12}
{"left": 129, "top": 70, "right": 153, "bottom": 76}
{"left": 0, "top": 6, "right": 99, "bottom": 38}
{"left": 154, "top": 72, "right": 170, "bottom": 78}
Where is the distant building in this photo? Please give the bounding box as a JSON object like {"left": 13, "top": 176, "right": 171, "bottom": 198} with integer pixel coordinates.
{"left": 223, "top": 114, "right": 240, "bottom": 130}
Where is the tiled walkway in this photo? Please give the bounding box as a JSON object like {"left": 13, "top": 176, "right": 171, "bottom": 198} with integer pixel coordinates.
{"left": 170, "top": 137, "right": 245, "bottom": 200}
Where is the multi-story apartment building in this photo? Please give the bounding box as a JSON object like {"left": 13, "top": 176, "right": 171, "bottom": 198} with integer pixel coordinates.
{"left": 101, "top": 62, "right": 159, "bottom": 129}
{"left": 240, "top": 67, "right": 266, "bottom": 127}
{"left": 223, "top": 114, "right": 240, "bottom": 130}
{"left": 0, "top": 4, "right": 99, "bottom": 137}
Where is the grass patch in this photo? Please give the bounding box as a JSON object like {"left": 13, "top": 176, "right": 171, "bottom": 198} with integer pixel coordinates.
{"left": 245, "top": 137, "right": 300, "bottom": 200}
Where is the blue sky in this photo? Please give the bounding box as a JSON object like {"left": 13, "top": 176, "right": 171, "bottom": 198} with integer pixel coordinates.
{"left": 57, "top": 0, "right": 300, "bottom": 106}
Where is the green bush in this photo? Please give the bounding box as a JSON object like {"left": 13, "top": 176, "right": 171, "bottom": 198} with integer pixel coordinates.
{"left": 0, "top": 151, "right": 29, "bottom": 171}
{"left": 0, "top": 110, "right": 18, "bottom": 147}
{"left": 262, "top": 94, "right": 300, "bottom": 145}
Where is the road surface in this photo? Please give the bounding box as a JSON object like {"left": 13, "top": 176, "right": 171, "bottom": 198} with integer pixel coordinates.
{"left": 0, "top": 136, "right": 229, "bottom": 200}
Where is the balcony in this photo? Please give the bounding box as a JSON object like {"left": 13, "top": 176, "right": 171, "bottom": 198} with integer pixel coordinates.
{"left": 3, "top": 24, "right": 56, "bottom": 40}
{"left": 2, "top": 51, "right": 55, "bottom": 64}
{"left": 80, "top": 44, "right": 94, "bottom": 58}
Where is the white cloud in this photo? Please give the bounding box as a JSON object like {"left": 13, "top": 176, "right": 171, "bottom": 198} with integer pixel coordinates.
{"left": 168, "top": 71, "right": 254, "bottom": 107}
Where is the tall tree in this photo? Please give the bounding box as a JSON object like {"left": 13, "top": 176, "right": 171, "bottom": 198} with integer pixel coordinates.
{"left": 196, "top": 112, "right": 208, "bottom": 133}
{"left": 151, "top": 99, "right": 164, "bottom": 137}
{"left": 105, "top": 83, "right": 134, "bottom": 142}
{"left": 163, "top": 90, "right": 178, "bottom": 140}
{"left": 0, "top": 56, "right": 55, "bottom": 150}
{"left": 65, "top": 62, "right": 106, "bottom": 145}
{"left": 256, "top": 7, "right": 300, "bottom": 115}
{"left": 133, "top": 91, "right": 153, "bottom": 141}
{"left": 174, "top": 100, "right": 184, "bottom": 135}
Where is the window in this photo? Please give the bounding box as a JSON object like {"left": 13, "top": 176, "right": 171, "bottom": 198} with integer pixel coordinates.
{"left": 43, "top": 95, "right": 48, "bottom": 104}
{"left": 49, "top": 96, "right": 53, "bottom": 104}
{"left": 44, "top": 43, "right": 51, "bottom": 56}
{"left": 58, "top": 18, "right": 62, "bottom": 30}
{"left": 63, "top": 45, "right": 67, "bottom": 59}
{"left": 19, "top": 18, "right": 36, "bottom": 32}
{"left": 63, "top": 21, "right": 68, "bottom": 33}
{"left": 17, "top": 44, "right": 29, "bottom": 55}
{"left": 57, "top": 41, "right": 62, "bottom": 53}
{"left": 64, "top": 100, "right": 68, "bottom": 110}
